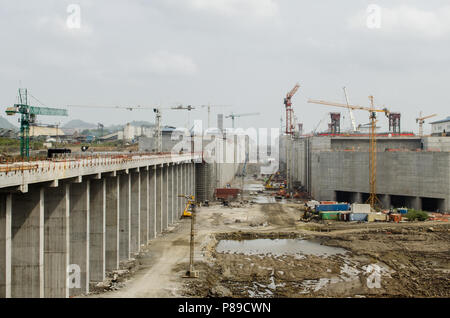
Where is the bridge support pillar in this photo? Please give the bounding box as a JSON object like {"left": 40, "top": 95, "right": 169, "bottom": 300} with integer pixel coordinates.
{"left": 44, "top": 184, "right": 70, "bottom": 298}
{"left": 0, "top": 194, "right": 12, "bottom": 298}
{"left": 130, "top": 171, "right": 140, "bottom": 255}
{"left": 105, "top": 177, "right": 119, "bottom": 272}
{"left": 69, "top": 180, "right": 90, "bottom": 296}
{"left": 162, "top": 165, "right": 168, "bottom": 231}
{"left": 175, "top": 164, "right": 180, "bottom": 218}
{"left": 168, "top": 165, "right": 174, "bottom": 226}
{"left": 119, "top": 173, "right": 131, "bottom": 261}
{"left": 156, "top": 166, "right": 162, "bottom": 234}
{"left": 11, "top": 188, "right": 44, "bottom": 298}
{"left": 150, "top": 167, "right": 157, "bottom": 239}
{"left": 380, "top": 194, "right": 391, "bottom": 210}
{"left": 89, "top": 179, "right": 106, "bottom": 282}
{"left": 140, "top": 169, "right": 149, "bottom": 246}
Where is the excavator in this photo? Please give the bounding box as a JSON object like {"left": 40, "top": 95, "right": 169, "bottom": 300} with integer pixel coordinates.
{"left": 179, "top": 195, "right": 196, "bottom": 218}
{"left": 264, "top": 172, "right": 285, "bottom": 190}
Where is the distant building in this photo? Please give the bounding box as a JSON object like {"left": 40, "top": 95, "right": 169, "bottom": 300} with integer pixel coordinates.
{"left": 139, "top": 126, "right": 185, "bottom": 152}
{"left": 430, "top": 117, "right": 450, "bottom": 136}
{"left": 29, "top": 125, "right": 65, "bottom": 138}
{"left": 123, "top": 123, "right": 154, "bottom": 142}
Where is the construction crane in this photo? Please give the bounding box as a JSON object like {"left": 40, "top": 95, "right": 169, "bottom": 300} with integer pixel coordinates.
{"left": 416, "top": 112, "right": 437, "bottom": 137}
{"left": 343, "top": 87, "right": 357, "bottom": 132}
{"left": 200, "top": 104, "right": 231, "bottom": 129}
{"left": 308, "top": 96, "right": 390, "bottom": 209}
{"left": 171, "top": 104, "right": 197, "bottom": 129}
{"left": 5, "top": 88, "right": 68, "bottom": 159}
{"left": 172, "top": 105, "right": 196, "bottom": 111}
{"left": 67, "top": 104, "right": 156, "bottom": 111}
{"left": 284, "top": 83, "right": 301, "bottom": 135}
{"left": 225, "top": 112, "right": 260, "bottom": 129}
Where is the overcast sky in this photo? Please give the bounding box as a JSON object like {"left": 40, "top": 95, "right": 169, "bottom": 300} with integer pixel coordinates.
{"left": 0, "top": 0, "right": 449, "bottom": 134}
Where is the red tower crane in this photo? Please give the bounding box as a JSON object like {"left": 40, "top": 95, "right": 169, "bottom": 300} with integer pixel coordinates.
{"left": 284, "top": 83, "right": 300, "bottom": 135}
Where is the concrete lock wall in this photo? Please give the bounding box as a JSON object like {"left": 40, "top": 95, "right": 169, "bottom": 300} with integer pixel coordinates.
{"left": 0, "top": 153, "right": 198, "bottom": 298}
{"left": 287, "top": 135, "right": 450, "bottom": 212}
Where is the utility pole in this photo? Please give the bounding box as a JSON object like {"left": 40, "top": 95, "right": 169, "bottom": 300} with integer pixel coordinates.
{"left": 183, "top": 200, "right": 198, "bottom": 278}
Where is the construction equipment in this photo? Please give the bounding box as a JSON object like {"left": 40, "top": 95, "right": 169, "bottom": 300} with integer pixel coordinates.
{"left": 179, "top": 194, "right": 196, "bottom": 218}
{"left": 225, "top": 112, "right": 260, "bottom": 129}
{"left": 264, "top": 172, "right": 285, "bottom": 190}
{"left": 343, "top": 87, "right": 357, "bottom": 132}
{"left": 6, "top": 88, "right": 68, "bottom": 159}
{"left": 308, "top": 96, "right": 390, "bottom": 209}
{"left": 416, "top": 112, "right": 437, "bottom": 137}
{"left": 284, "top": 83, "right": 301, "bottom": 135}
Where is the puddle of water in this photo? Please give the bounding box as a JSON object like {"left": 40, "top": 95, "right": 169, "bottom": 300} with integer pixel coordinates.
{"left": 216, "top": 239, "right": 348, "bottom": 257}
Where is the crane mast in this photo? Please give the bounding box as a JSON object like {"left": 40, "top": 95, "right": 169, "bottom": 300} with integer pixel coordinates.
{"left": 416, "top": 112, "right": 437, "bottom": 137}
{"left": 308, "top": 96, "right": 390, "bottom": 209}
{"left": 6, "top": 88, "right": 68, "bottom": 159}
{"left": 284, "top": 83, "right": 300, "bottom": 135}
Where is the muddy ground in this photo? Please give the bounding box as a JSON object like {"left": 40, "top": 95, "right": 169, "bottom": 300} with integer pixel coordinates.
{"left": 88, "top": 180, "right": 449, "bottom": 298}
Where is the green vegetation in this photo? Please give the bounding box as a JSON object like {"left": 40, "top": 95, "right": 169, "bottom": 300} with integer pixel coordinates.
{"left": 0, "top": 137, "right": 44, "bottom": 154}
{"left": 405, "top": 209, "right": 430, "bottom": 221}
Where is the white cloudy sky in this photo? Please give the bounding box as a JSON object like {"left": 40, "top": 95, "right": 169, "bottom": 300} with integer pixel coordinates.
{"left": 0, "top": 0, "right": 449, "bottom": 134}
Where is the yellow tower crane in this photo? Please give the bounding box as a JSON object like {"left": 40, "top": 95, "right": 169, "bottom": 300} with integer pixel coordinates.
{"left": 416, "top": 112, "right": 437, "bottom": 137}
{"left": 308, "top": 97, "right": 390, "bottom": 209}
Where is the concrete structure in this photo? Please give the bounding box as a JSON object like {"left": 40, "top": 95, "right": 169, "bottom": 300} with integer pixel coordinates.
{"left": 430, "top": 117, "right": 450, "bottom": 136}
{"left": 123, "top": 123, "right": 154, "bottom": 142}
{"left": 0, "top": 153, "right": 197, "bottom": 298}
{"left": 286, "top": 136, "right": 450, "bottom": 212}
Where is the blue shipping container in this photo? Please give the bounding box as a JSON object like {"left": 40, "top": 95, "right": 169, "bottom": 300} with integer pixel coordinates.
{"left": 349, "top": 213, "right": 368, "bottom": 222}
{"left": 316, "top": 204, "right": 350, "bottom": 212}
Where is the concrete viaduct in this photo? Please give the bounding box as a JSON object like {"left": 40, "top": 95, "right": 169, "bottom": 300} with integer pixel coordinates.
{"left": 0, "top": 153, "right": 199, "bottom": 298}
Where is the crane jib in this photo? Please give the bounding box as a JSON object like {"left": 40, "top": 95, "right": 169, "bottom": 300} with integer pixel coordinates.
{"left": 13, "top": 104, "right": 68, "bottom": 116}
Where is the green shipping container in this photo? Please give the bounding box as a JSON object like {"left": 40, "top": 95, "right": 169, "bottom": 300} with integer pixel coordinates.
{"left": 319, "top": 212, "right": 340, "bottom": 220}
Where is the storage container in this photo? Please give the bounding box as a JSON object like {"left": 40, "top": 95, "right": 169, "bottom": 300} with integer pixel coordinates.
{"left": 319, "top": 212, "right": 340, "bottom": 220}
{"left": 397, "top": 208, "right": 408, "bottom": 214}
{"left": 368, "top": 213, "right": 388, "bottom": 222}
{"left": 349, "top": 213, "right": 368, "bottom": 222}
{"left": 351, "top": 203, "right": 371, "bottom": 213}
{"left": 316, "top": 204, "right": 350, "bottom": 212}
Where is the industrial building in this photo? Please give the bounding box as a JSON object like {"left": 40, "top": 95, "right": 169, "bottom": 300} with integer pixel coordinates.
{"left": 431, "top": 117, "right": 450, "bottom": 136}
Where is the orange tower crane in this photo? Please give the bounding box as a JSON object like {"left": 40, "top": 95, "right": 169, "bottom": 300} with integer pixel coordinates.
{"left": 284, "top": 83, "right": 300, "bottom": 135}
{"left": 308, "top": 96, "right": 390, "bottom": 209}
